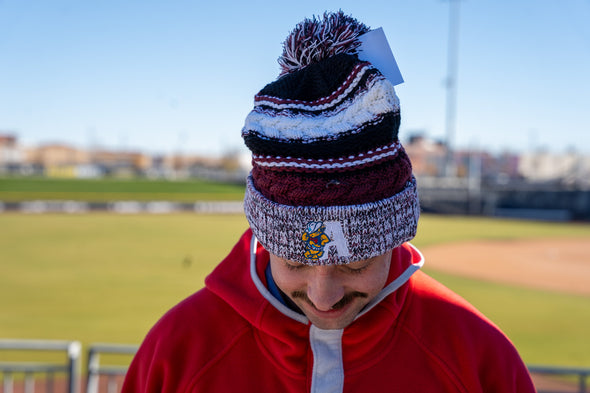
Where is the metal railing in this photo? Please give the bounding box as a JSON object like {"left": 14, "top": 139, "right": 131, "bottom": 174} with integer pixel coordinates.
{"left": 529, "top": 364, "right": 590, "bottom": 393}
{"left": 0, "top": 339, "right": 81, "bottom": 393}
{"left": 86, "top": 344, "right": 138, "bottom": 393}
{"left": 3, "top": 339, "right": 590, "bottom": 393}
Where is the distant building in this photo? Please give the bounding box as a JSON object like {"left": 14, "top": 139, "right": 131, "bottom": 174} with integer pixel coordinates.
{"left": 454, "top": 150, "right": 521, "bottom": 183}
{"left": 16, "top": 143, "right": 153, "bottom": 178}
{"left": 89, "top": 149, "right": 152, "bottom": 177}
{"left": 0, "top": 134, "right": 22, "bottom": 165}
{"left": 0, "top": 134, "right": 27, "bottom": 175}
{"left": 4, "top": 132, "right": 590, "bottom": 191}
{"left": 22, "top": 143, "right": 89, "bottom": 178}
{"left": 404, "top": 133, "right": 529, "bottom": 183}
{"left": 24, "top": 143, "right": 90, "bottom": 167}
{"left": 519, "top": 151, "right": 590, "bottom": 188}
{"left": 404, "top": 135, "right": 446, "bottom": 177}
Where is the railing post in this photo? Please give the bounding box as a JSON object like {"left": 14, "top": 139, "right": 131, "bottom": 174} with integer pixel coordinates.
{"left": 24, "top": 372, "right": 35, "bottom": 393}
{"left": 4, "top": 372, "right": 13, "bottom": 393}
{"left": 86, "top": 346, "right": 100, "bottom": 393}
{"left": 84, "top": 343, "right": 139, "bottom": 393}
{"left": 1, "top": 339, "right": 82, "bottom": 393}
{"left": 67, "top": 341, "right": 82, "bottom": 393}
{"left": 108, "top": 376, "right": 118, "bottom": 393}
{"left": 46, "top": 372, "right": 54, "bottom": 393}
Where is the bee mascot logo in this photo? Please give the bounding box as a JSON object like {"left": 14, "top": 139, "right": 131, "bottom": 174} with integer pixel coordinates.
{"left": 301, "top": 221, "right": 350, "bottom": 261}
{"left": 301, "top": 221, "right": 330, "bottom": 260}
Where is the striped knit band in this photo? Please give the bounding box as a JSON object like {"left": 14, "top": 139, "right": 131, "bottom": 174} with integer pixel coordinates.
{"left": 244, "top": 175, "right": 420, "bottom": 265}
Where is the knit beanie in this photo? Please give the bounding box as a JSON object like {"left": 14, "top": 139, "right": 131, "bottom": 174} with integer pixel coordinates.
{"left": 242, "top": 11, "right": 419, "bottom": 265}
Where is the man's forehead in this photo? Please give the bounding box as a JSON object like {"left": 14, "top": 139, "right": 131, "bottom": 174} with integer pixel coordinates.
{"left": 269, "top": 251, "right": 391, "bottom": 268}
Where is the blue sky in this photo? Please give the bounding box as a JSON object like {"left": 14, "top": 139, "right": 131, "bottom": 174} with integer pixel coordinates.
{"left": 1, "top": 0, "right": 589, "bottom": 157}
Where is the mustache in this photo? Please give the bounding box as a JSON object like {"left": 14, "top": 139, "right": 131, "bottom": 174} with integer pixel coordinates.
{"left": 291, "top": 291, "right": 368, "bottom": 311}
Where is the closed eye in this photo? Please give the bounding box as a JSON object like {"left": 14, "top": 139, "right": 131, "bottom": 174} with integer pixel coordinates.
{"left": 341, "top": 264, "right": 370, "bottom": 274}
{"left": 340, "top": 257, "right": 377, "bottom": 274}
{"left": 284, "top": 261, "right": 307, "bottom": 271}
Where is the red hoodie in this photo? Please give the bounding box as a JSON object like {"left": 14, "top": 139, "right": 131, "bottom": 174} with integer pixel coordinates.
{"left": 122, "top": 229, "right": 536, "bottom": 392}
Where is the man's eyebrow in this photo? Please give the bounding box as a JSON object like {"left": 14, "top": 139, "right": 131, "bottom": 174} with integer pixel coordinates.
{"left": 285, "top": 259, "right": 306, "bottom": 267}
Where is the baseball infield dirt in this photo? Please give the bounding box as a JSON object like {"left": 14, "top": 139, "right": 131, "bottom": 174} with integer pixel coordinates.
{"left": 423, "top": 237, "right": 590, "bottom": 392}
{"left": 421, "top": 237, "right": 590, "bottom": 296}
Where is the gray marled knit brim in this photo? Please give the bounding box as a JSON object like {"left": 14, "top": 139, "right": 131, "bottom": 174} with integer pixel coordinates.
{"left": 244, "top": 176, "right": 420, "bottom": 265}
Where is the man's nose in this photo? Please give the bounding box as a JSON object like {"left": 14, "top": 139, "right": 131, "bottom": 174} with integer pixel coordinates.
{"left": 306, "top": 266, "right": 345, "bottom": 311}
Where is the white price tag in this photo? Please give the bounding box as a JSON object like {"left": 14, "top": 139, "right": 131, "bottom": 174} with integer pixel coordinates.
{"left": 358, "top": 28, "right": 404, "bottom": 86}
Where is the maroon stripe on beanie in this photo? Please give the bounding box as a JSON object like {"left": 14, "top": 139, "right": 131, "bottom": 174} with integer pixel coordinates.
{"left": 252, "top": 141, "right": 402, "bottom": 173}
{"left": 251, "top": 149, "right": 412, "bottom": 206}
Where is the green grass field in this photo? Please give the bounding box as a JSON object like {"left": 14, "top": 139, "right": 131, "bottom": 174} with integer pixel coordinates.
{"left": 0, "top": 176, "right": 245, "bottom": 201}
{"left": 1, "top": 212, "right": 589, "bottom": 368}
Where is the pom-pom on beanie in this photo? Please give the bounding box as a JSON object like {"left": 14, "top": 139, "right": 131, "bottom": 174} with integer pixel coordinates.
{"left": 242, "top": 11, "right": 419, "bottom": 265}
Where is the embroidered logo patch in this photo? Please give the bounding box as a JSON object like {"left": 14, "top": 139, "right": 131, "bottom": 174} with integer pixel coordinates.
{"left": 301, "top": 221, "right": 330, "bottom": 260}
{"left": 301, "top": 221, "right": 351, "bottom": 261}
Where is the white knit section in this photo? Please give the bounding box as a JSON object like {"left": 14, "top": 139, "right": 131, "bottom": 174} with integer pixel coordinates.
{"left": 253, "top": 141, "right": 401, "bottom": 171}
{"left": 255, "top": 64, "right": 372, "bottom": 111}
{"left": 243, "top": 77, "right": 399, "bottom": 142}
{"left": 310, "top": 326, "right": 344, "bottom": 393}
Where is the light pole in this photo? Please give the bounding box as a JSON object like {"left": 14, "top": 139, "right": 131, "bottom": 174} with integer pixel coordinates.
{"left": 444, "top": 0, "right": 460, "bottom": 177}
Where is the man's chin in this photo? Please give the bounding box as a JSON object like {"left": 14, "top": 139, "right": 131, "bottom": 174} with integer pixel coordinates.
{"left": 300, "top": 302, "right": 362, "bottom": 330}
{"left": 309, "top": 318, "right": 355, "bottom": 330}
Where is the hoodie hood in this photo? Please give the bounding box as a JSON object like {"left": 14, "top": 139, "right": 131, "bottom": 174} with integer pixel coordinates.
{"left": 205, "top": 229, "right": 423, "bottom": 375}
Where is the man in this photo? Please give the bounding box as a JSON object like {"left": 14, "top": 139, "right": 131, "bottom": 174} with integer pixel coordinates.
{"left": 122, "top": 12, "right": 536, "bottom": 392}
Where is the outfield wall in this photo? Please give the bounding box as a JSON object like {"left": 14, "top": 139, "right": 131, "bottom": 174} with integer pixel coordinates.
{"left": 417, "top": 177, "right": 590, "bottom": 221}
{"left": 0, "top": 200, "right": 244, "bottom": 214}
